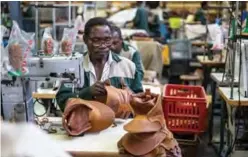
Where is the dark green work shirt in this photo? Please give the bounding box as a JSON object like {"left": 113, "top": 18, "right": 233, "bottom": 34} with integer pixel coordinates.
{"left": 56, "top": 52, "right": 143, "bottom": 112}
{"left": 121, "top": 41, "right": 144, "bottom": 82}
{"left": 133, "top": 7, "right": 149, "bottom": 32}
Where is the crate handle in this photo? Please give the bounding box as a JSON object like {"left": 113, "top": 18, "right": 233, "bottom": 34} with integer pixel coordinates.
{"left": 177, "top": 88, "right": 189, "bottom": 93}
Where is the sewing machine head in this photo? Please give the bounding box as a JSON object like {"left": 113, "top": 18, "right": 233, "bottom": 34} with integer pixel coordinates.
{"left": 27, "top": 53, "right": 84, "bottom": 89}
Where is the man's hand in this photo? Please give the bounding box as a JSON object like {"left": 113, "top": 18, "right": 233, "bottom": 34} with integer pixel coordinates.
{"left": 115, "top": 104, "right": 132, "bottom": 119}
{"left": 89, "top": 81, "right": 107, "bottom": 96}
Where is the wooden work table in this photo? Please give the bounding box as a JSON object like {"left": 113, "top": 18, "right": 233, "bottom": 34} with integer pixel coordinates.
{"left": 121, "top": 28, "right": 147, "bottom": 39}
{"left": 32, "top": 88, "right": 58, "bottom": 99}
{"left": 216, "top": 87, "right": 248, "bottom": 156}
{"left": 197, "top": 55, "right": 225, "bottom": 65}
{"left": 210, "top": 73, "right": 239, "bottom": 86}
{"left": 191, "top": 41, "right": 208, "bottom": 47}
{"left": 197, "top": 55, "right": 226, "bottom": 90}
{"left": 31, "top": 84, "right": 212, "bottom": 105}
{"left": 33, "top": 84, "right": 211, "bottom": 157}
{"left": 44, "top": 118, "right": 130, "bottom": 157}
{"left": 32, "top": 84, "right": 162, "bottom": 100}
{"left": 208, "top": 74, "right": 241, "bottom": 153}
{"left": 218, "top": 87, "right": 248, "bottom": 106}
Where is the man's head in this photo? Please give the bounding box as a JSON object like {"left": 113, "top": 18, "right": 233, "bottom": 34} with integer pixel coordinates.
{"left": 84, "top": 17, "right": 112, "bottom": 59}
{"left": 111, "top": 26, "right": 123, "bottom": 54}
{"left": 136, "top": 2, "right": 143, "bottom": 7}
{"left": 201, "top": 1, "right": 208, "bottom": 10}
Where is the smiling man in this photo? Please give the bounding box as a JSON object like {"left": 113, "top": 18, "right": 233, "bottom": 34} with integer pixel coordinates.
{"left": 56, "top": 17, "right": 143, "bottom": 112}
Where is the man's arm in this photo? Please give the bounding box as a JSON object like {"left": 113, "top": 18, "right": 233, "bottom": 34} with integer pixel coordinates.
{"left": 133, "top": 8, "right": 141, "bottom": 27}
{"left": 130, "top": 54, "right": 144, "bottom": 93}
{"left": 131, "top": 69, "right": 144, "bottom": 93}
{"left": 56, "top": 83, "right": 93, "bottom": 112}
{"left": 132, "top": 51, "right": 144, "bottom": 80}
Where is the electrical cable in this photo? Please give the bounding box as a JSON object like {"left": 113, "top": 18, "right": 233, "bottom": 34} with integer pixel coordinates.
{"left": 33, "top": 99, "right": 48, "bottom": 117}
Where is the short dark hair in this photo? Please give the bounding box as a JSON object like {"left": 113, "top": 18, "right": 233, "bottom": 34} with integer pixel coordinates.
{"left": 201, "top": 1, "right": 208, "bottom": 8}
{"left": 84, "top": 17, "right": 112, "bottom": 38}
{"left": 136, "top": 2, "right": 143, "bottom": 6}
{"left": 146, "top": 1, "right": 160, "bottom": 9}
{"left": 111, "top": 25, "right": 122, "bottom": 40}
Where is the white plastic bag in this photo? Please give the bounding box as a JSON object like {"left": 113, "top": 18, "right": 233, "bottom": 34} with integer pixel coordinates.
{"left": 60, "top": 28, "right": 77, "bottom": 56}
{"left": 74, "top": 15, "right": 85, "bottom": 32}
{"left": 41, "top": 27, "right": 55, "bottom": 55}
{"left": 6, "top": 21, "right": 35, "bottom": 76}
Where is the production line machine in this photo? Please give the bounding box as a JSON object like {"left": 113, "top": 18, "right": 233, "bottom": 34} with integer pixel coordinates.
{"left": 1, "top": 53, "right": 84, "bottom": 122}
{"left": 27, "top": 53, "right": 84, "bottom": 90}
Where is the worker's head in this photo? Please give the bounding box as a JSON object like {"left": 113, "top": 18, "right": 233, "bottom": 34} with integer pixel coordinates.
{"left": 84, "top": 17, "right": 112, "bottom": 59}
{"left": 201, "top": 1, "right": 208, "bottom": 10}
{"left": 136, "top": 2, "right": 143, "bottom": 7}
{"left": 146, "top": 1, "right": 160, "bottom": 9}
{"left": 111, "top": 26, "right": 123, "bottom": 54}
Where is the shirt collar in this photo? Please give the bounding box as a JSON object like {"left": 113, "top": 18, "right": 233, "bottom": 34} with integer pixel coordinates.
{"left": 83, "top": 51, "right": 116, "bottom": 72}
{"left": 122, "top": 41, "right": 130, "bottom": 51}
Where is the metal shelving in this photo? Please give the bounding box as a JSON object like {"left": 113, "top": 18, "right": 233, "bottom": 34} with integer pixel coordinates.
{"left": 31, "top": 1, "right": 97, "bottom": 53}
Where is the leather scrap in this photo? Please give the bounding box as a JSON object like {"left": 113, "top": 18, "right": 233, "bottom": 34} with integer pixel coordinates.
{"left": 63, "top": 98, "right": 115, "bottom": 136}
{"left": 118, "top": 89, "right": 182, "bottom": 157}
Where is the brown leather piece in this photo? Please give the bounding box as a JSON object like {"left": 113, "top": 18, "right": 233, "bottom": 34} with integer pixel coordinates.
{"left": 63, "top": 98, "right": 115, "bottom": 136}
{"left": 118, "top": 90, "right": 182, "bottom": 157}
{"left": 95, "top": 85, "right": 133, "bottom": 119}
{"left": 120, "top": 131, "right": 166, "bottom": 156}
{"left": 124, "top": 91, "right": 165, "bottom": 133}
{"left": 118, "top": 132, "right": 182, "bottom": 157}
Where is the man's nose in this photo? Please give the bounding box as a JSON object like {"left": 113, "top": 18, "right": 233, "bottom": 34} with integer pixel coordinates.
{"left": 110, "top": 45, "right": 115, "bottom": 49}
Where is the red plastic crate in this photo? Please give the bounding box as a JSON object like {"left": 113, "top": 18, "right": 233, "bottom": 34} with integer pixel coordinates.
{"left": 163, "top": 84, "right": 207, "bottom": 134}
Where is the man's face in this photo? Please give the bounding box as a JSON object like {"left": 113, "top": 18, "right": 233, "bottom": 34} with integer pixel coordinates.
{"left": 111, "top": 31, "right": 123, "bottom": 54}
{"left": 85, "top": 25, "right": 112, "bottom": 59}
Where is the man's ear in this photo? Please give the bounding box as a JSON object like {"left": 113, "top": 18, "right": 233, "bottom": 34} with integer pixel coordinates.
{"left": 83, "top": 35, "right": 87, "bottom": 43}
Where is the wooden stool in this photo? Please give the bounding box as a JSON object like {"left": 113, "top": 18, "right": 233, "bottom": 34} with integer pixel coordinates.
{"left": 180, "top": 74, "right": 202, "bottom": 85}
{"left": 180, "top": 69, "right": 203, "bottom": 85}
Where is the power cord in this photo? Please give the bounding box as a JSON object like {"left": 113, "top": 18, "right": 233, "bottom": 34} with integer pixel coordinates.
{"left": 33, "top": 99, "right": 47, "bottom": 117}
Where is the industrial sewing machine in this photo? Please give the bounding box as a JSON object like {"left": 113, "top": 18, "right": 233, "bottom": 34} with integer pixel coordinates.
{"left": 27, "top": 53, "right": 84, "bottom": 116}
{"left": 27, "top": 53, "right": 84, "bottom": 89}
{"left": 1, "top": 53, "right": 84, "bottom": 121}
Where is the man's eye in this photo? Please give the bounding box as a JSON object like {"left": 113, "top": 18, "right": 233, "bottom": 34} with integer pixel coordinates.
{"left": 92, "top": 39, "right": 100, "bottom": 42}
{"left": 105, "top": 37, "right": 111, "bottom": 41}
